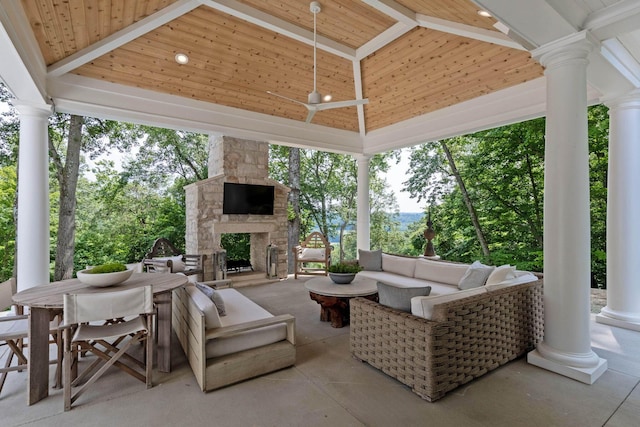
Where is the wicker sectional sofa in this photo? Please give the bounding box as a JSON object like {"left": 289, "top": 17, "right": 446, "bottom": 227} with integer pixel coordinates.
{"left": 350, "top": 256, "right": 544, "bottom": 402}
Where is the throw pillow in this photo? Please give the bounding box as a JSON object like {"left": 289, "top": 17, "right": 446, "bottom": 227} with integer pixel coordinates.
{"left": 485, "top": 265, "right": 517, "bottom": 286}
{"left": 358, "top": 249, "right": 382, "bottom": 271}
{"left": 377, "top": 281, "right": 431, "bottom": 312}
{"left": 195, "top": 282, "right": 226, "bottom": 316}
{"left": 458, "top": 261, "right": 494, "bottom": 290}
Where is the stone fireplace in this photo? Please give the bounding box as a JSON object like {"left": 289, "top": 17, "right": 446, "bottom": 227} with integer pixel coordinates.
{"left": 184, "top": 136, "right": 289, "bottom": 281}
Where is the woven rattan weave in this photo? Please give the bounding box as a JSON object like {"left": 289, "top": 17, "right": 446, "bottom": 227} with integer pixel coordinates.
{"left": 350, "top": 279, "right": 544, "bottom": 402}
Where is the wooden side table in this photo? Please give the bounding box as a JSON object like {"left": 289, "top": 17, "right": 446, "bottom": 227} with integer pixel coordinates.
{"left": 304, "top": 275, "right": 378, "bottom": 328}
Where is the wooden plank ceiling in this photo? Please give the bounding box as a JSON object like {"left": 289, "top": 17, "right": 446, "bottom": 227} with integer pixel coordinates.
{"left": 22, "top": 0, "right": 544, "bottom": 133}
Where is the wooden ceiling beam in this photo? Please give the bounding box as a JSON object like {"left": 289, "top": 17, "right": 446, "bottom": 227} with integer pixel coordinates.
{"left": 47, "top": 0, "right": 200, "bottom": 77}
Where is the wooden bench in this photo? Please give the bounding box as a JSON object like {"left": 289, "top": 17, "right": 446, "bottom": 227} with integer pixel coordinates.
{"left": 142, "top": 238, "right": 206, "bottom": 280}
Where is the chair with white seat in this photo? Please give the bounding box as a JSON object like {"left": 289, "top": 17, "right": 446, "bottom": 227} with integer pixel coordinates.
{"left": 62, "top": 286, "right": 154, "bottom": 411}
{"left": 293, "top": 232, "right": 332, "bottom": 279}
{"left": 1, "top": 278, "right": 63, "bottom": 398}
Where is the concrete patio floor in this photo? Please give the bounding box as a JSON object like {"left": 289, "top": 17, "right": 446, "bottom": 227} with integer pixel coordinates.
{"left": 1, "top": 277, "right": 639, "bottom": 427}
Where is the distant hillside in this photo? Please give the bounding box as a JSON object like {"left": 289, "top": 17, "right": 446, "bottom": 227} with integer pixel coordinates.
{"left": 397, "top": 212, "right": 424, "bottom": 231}
{"left": 322, "top": 212, "right": 425, "bottom": 243}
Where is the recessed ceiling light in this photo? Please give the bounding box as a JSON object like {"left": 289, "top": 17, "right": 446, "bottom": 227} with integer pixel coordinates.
{"left": 175, "top": 53, "right": 189, "bottom": 64}
{"left": 323, "top": 94, "right": 332, "bottom": 102}
{"left": 477, "top": 10, "right": 492, "bottom": 18}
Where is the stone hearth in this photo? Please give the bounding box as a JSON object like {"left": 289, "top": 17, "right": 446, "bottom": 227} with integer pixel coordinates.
{"left": 184, "top": 136, "right": 289, "bottom": 281}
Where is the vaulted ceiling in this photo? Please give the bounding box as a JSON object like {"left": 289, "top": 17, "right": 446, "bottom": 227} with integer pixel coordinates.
{"left": 1, "top": 0, "right": 639, "bottom": 154}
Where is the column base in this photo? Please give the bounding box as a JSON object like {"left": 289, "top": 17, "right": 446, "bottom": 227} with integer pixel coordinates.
{"left": 596, "top": 312, "right": 640, "bottom": 332}
{"left": 527, "top": 349, "right": 607, "bottom": 384}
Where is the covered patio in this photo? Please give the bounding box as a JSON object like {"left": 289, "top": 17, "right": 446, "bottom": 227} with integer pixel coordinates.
{"left": 2, "top": 0, "right": 640, "bottom": 404}
{"left": 1, "top": 277, "right": 639, "bottom": 426}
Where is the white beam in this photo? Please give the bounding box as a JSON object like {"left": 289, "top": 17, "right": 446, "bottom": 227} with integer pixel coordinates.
{"left": 583, "top": 0, "right": 640, "bottom": 41}
{"left": 0, "top": 0, "right": 48, "bottom": 102}
{"left": 601, "top": 39, "right": 640, "bottom": 88}
{"left": 416, "top": 14, "right": 525, "bottom": 50}
{"left": 201, "top": 0, "right": 355, "bottom": 60}
{"left": 48, "top": 0, "right": 200, "bottom": 77}
{"left": 352, "top": 60, "right": 367, "bottom": 136}
{"left": 47, "top": 74, "right": 364, "bottom": 154}
{"left": 356, "top": 22, "right": 417, "bottom": 60}
{"left": 361, "top": 0, "right": 416, "bottom": 25}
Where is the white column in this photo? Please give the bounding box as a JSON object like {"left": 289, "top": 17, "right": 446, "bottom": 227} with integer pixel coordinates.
{"left": 597, "top": 90, "right": 640, "bottom": 331}
{"left": 356, "top": 154, "right": 371, "bottom": 251}
{"left": 15, "top": 102, "right": 52, "bottom": 292}
{"left": 527, "top": 32, "right": 607, "bottom": 384}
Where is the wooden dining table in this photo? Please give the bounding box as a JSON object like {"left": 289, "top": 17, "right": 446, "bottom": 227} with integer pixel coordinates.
{"left": 12, "top": 272, "right": 188, "bottom": 405}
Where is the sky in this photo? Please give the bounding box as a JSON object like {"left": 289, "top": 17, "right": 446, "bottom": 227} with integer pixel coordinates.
{"left": 383, "top": 149, "right": 425, "bottom": 213}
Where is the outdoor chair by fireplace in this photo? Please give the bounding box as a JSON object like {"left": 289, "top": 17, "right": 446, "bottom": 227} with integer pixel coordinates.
{"left": 142, "top": 238, "right": 206, "bottom": 280}
{"left": 294, "top": 232, "right": 332, "bottom": 279}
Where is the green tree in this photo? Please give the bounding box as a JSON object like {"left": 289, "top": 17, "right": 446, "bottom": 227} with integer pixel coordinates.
{"left": 48, "top": 114, "right": 143, "bottom": 280}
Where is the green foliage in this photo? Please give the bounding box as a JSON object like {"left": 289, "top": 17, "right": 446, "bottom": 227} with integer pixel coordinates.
{"left": 328, "top": 262, "right": 362, "bottom": 274}
{"left": 221, "top": 233, "right": 251, "bottom": 261}
{"left": 87, "top": 263, "right": 126, "bottom": 273}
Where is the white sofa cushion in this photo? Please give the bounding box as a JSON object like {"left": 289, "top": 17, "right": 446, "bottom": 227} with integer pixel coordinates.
{"left": 382, "top": 254, "right": 416, "bottom": 277}
{"left": 458, "top": 261, "right": 494, "bottom": 290}
{"left": 206, "top": 289, "right": 287, "bottom": 358}
{"left": 411, "top": 287, "right": 488, "bottom": 320}
{"left": 358, "top": 271, "right": 459, "bottom": 295}
{"left": 485, "top": 265, "right": 516, "bottom": 286}
{"left": 485, "top": 272, "right": 538, "bottom": 291}
{"left": 185, "top": 285, "right": 222, "bottom": 328}
{"left": 414, "top": 259, "right": 469, "bottom": 286}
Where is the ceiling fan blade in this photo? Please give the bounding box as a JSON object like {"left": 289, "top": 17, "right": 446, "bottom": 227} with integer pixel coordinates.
{"left": 305, "top": 109, "right": 317, "bottom": 123}
{"left": 315, "top": 98, "right": 369, "bottom": 111}
{"left": 266, "top": 91, "right": 309, "bottom": 108}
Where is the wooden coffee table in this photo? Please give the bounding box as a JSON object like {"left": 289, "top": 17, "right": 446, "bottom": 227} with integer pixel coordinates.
{"left": 304, "top": 275, "right": 378, "bottom": 328}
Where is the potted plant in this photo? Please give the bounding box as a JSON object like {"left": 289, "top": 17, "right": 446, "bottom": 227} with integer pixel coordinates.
{"left": 76, "top": 262, "right": 134, "bottom": 287}
{"left": 328, "top": 262, "right": 362, "bottom": 284}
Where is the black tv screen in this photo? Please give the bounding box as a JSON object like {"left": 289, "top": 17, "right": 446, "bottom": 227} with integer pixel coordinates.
{"left": 223, "top": 182, "right": 275, "bottom": 215}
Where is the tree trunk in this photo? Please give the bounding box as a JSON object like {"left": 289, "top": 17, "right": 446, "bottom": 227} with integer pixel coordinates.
{"left": 52, "top": 115, "right": 83, "bottom": 281}
{"left": 441, "top": 141, "right": 490, "bottom": 258}
{"left": 287, "top": 147, "right": 301, "bottom": 274}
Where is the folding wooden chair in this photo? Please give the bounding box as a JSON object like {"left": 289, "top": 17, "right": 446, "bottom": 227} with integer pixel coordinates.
{"left": 1, "top": 278, "right": 62, "bottom": 398}
{"left": 62, "top": 286, "right": 154, "bottom": 411}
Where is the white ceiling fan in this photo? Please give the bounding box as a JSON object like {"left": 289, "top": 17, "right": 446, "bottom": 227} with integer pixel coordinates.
{"left": 267, "top": 1, "right": 368, "bottom": 124}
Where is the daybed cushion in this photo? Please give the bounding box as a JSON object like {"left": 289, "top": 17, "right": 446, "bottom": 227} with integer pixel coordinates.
{"left": 185, "top": 285, "right": 221, "bottom": 328}
{"left": 195, "top": 282, "right": 226, "bottom": 316}
{"left": 205, "top": 288, "right": 287, "bottom": 358}
{"left": 410, "top": 287, "right": 488, "bottom": 320}
{"left": 359, "top": 249, "right": 382, "bottom": 271}
{"left": 458, "top": 261, "right": 494, "bottom": 290}
{"left": 381, "top": 254, "right": 416, "bottom": 277}
{"left": 485, "top": 265, "right": 516, "bottom": 286}
{"left": 377, "top": 281, "right": 431, "bottom": 312}
{"left": 413, "top": 259, "right": 469, "bottom": 286}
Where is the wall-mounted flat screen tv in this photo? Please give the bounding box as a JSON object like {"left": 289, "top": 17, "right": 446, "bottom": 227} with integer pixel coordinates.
{"left": 223, "top": 182, "right": 275, "bottom": 215}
